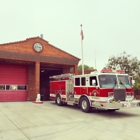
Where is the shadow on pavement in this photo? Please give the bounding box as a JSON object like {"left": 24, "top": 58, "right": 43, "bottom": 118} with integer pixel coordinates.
{"left": 50, "top": 101, "right": 140, "bottom": 118}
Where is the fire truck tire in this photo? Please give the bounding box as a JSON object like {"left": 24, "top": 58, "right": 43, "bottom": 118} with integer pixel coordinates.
{"left": 80, "top": 97, "right": 91, "bottom": 113}
{"left": 55, "top": 95, "right": 63, "bottom": 106}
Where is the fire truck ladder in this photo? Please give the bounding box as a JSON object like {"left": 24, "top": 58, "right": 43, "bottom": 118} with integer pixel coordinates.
{"left": 49, "top": 73, "right": 74, "bottom": 80}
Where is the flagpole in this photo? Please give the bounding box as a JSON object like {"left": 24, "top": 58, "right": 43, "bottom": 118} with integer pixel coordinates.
{"left": 80, "top": 24, "right": 84, "bottom": 75}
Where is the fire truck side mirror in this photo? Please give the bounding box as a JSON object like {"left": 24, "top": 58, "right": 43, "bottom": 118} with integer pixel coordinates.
{"left": 132, "top": 80, "right": 135, "bottom": 85}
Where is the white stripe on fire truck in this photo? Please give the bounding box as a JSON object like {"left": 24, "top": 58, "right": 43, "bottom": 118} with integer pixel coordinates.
{"left": 74, "top": 95, "right": 80, "bottom": 98}
{"left": 50, "top": 93, "right": 66, "bottom": 98}
{"left": 99, "top": 97, "right": 108, "bottom": 101}
{"left": 89, "top": 96, "right": 108, "bottom": 101}
{"left": 74, "top": 95, "right": 108, "bottom": 101}
{"left": 61, "top": 95, "right": 66, "bottom": 98}
{"left": 50, "top": 93, "right": 108, "bottom": 102}
{"left": 89, "top": 96, "right": 100, "bottom": 100}
{"left": 50, "top": 93, "right": 56, "bottom": 97}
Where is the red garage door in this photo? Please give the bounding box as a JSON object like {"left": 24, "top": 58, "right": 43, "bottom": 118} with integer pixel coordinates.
{"left": 0, "top": 64, "right": 28, "bottom": 101}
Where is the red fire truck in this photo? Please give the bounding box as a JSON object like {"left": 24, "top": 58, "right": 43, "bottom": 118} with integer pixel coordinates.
{"left": 49, "top": 69, "right": 140, "bottom": 113}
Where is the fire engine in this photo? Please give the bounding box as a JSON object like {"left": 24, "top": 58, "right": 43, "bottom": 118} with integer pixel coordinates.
{"left": 49, "top": 69, "right": 140, "bottom": 113}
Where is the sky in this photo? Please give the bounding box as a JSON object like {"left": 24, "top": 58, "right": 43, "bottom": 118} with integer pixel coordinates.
{"left": 1, "top": 0, "right": 140, "bottom": 71}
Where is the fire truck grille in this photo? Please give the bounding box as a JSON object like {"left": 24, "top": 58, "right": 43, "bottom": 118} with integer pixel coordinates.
{"left": 113, "top": 89, "right": 126, "bottom": 101}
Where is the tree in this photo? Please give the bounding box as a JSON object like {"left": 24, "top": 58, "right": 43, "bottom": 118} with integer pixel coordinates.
{"left": 70, "top": 64, "right": 94, "bottom": 73}
{"left": 78, "top": 64, "right": 94, "bottom": 71}
{"left": 133, "top": 77, "right": 140, "bottom": 90}
{"left": 105, "top": 51, "right": 140, "bottom": 76}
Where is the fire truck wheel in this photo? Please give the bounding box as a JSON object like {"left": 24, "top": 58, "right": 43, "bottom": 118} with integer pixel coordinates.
{"left": 80, "top": 97, "right": 91, "bottom": 113}
{"left": 55, "top": 95, "right": 63, "bottom": 106}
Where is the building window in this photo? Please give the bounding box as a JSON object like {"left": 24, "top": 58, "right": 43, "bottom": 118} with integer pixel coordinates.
{"left": 5, "top": 85, "right": 27, "bottom": 90}
{"left": 17, "top": 85, "right": 27, "bottom": 90}
{"left": 10, "top": 85, "right": 17, "bottom": 90}
{"left": 0, "top": 85, "right": 5, "bottom": 90}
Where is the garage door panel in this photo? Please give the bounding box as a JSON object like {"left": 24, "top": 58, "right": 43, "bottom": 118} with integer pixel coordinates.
{"left": 0, "top": 64, "right": 28, "bottom": 101}
{"left": 0, "top": 64, "right": 27, "bottom": 84}
{"left": 0, "top": 91, "right": 27, "bottom": 102}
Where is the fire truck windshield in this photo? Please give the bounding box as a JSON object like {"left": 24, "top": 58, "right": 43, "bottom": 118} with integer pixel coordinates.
{"left": 117, "top": 75, "right": 131, "bottom": 88}
{"left": 99, "top": 75, "right": 117, "bottom": 88}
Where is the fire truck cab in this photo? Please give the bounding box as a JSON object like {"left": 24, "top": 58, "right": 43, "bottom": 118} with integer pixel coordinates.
{"left": 49, "top": 69, "right": 140, "bottom": 113}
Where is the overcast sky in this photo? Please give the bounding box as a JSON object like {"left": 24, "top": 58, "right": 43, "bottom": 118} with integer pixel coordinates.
{"left": 1, "top": 0, "right": 140, "bottom": 71}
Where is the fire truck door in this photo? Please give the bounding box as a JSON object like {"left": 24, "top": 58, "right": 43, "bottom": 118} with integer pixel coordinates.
{"left": 81, "top": 77, "right": 87, "bottom": 94}
{"left": 88, "top": 76, "right": 99, "bottom": 97}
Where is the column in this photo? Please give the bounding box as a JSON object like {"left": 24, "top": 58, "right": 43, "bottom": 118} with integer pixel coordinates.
{"left": 35, "top": 61, "right": 40, "bottom": 96}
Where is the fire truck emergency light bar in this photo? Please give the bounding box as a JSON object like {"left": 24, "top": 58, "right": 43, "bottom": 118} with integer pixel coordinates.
{"left": 101, "top": 69, "right": 125, "bottom": 74}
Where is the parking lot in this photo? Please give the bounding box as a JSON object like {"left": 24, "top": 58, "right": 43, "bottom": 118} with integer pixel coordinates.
{"left": 0, "top": 101, "right": 140, "bottom": 140}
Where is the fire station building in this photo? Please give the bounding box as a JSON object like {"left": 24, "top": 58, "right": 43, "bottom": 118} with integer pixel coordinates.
{"left": 0, "top": 37, "right": 80, "bottom": 102}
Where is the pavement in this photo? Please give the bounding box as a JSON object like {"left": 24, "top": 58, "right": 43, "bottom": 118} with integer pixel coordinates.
{"left": 0, "top": 101, "right": 140, "bottom": 140}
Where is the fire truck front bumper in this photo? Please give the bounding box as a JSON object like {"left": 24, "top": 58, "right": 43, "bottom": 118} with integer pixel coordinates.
{"left": 91, "top": 100, "right": 140, "bottom": 110}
